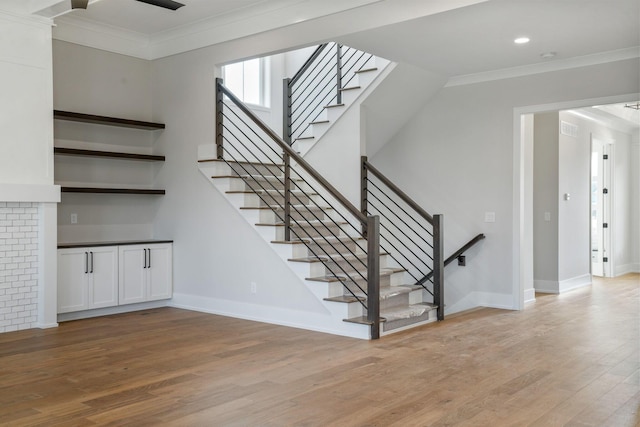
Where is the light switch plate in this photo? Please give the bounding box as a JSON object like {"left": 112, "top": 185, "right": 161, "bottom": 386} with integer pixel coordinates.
{"left": 484, "top": 212, "right": 495, "bottom": 223}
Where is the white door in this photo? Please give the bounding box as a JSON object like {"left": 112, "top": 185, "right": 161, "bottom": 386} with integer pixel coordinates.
{"left": 57, "top": 249, "right": 89, "bottom": 313}
{"left": 147, "top": 244, "right": 173, "bottom": 301}
{"left": 88, "top": 247, "right": 118, "bottom": 309}
{"left": 119, "top": 245, "right": 147, "bottom": 304}
{"left": 590, "top": 137, "right": 613, "bottom": 277}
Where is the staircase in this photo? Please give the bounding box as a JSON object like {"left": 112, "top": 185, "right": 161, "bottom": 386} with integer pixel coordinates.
{"left": 199, "top": 157, "right": 439, "bottom": 337}
{"left": 199, "top": 43, "right": 484, "bottom": 339}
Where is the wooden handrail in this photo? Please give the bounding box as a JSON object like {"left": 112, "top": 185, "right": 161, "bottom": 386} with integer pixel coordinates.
{"left": 218, "top": 80, "right": 368, "bottom": 226}
{"left": 363, "top": 159, "right": 434, "bottom": 224}
{"left": 289, "top": 43, "right": 330, "bottom": 86}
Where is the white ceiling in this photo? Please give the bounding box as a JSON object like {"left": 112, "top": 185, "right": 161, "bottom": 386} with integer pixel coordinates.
{"left": 339, "top": 0, "right": 640, "bottom": 78}
{"left": 41, "top": 0, "right": 640, "bottom": 83}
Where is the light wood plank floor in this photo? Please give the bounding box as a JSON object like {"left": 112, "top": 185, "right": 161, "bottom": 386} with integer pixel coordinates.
{"left": 0, "top": 274, "right": 638, "bottom": 426}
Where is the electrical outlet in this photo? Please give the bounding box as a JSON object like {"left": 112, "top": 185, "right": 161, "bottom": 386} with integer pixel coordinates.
{"left": 544, "top": 212, "right": 551, "bottom": 222}
{"left": 484, "top": 212, "right": 495, "bottom": 223}
{"left": 70, "top": 213, "right": 78, "bottom": 224}
{"left": 250, "top": 282, "right": 257, "bottom": 294}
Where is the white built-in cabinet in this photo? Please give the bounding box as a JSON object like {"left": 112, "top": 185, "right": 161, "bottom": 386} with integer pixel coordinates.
{"left": 57, "top": 246, "right": 119, "bottom": 313}
{"left": 119, "top": 243, "right": 173, "bottom": 304}
{"left": 57, "top": 242, "right": 172, "bottom": 314}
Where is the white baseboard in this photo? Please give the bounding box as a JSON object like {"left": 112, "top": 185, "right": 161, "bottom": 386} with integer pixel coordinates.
{"left": 170, "top": 293, "right": 370, "bottom": 340}
{"left": 534, "top": 279, "right": 559, "bottom": 294}
{"left": 559, "top": 274, "right": 592, "bottom": 293}
{"left": 57, "top": 300, "right": 170, "bottom": 322}
{"left": 476, "top": 291, "right": 517, "bottom": 310}
{"left": 445, "top": 291, "right": 516, "bottom": 314}
{"left": 615, "top": 263, "right": 640, "bottom": 277}
{"left": 535, "top": 274, "right": 592, "bottom": 294}
{"left": 35, "top": 322, "right": 59, "bottom": 329}
{"left": 524, "top": 287, "right": 536, "bottom": 304}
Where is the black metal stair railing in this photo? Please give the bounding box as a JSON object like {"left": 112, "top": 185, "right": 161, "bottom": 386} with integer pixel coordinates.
{"left": 217, "top": 79, "right": 382, "bottom": 338}
{"left": 283, "top": 43, "right": 375, "bottom": 145}
{"left": 361, "top": 156, "right": 444, "bottom": 320}
{"left": 361, "top": 157, "right": 486, "bottom": 321}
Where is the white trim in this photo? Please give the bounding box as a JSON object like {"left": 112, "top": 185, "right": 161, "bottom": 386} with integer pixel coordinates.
{"left": 169, "top": 293, "right": 370, "bottom": 340}
{"left": 559, "top": 274, "right": 592, "bottom": 293}
{"left": 447, "top": 47, "right": 640, "bottom": 87}
{"left": 524, "top": 287, "right": 536, "bottom": 304}
{"left": 53, "top": 15, "right": 151, "bottom": 60}
{"left": 57, "top": 300, "right": 170, "bottom": 322}
{"left": 37, "top": 202, "right": 59, "bottom": 330}
{"left": 534, "top": 280, "right": 559, "bottom": 294}
{"left": 615, "top": 263, "right": 640, "bottom": 276}
{"left": 0, "top": 184, "right": 60, "bottom": 203}
{"left": 476, "top": 291, "right": 516, "bottom": 310}
{"left": 513, "top": 93, "right": 640, "bottom": 314}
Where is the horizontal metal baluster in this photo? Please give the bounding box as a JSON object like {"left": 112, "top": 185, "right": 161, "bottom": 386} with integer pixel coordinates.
{"left": 291, "top": 62, "right": 337, "bottom": 117}
{"left": 286, "top": 191, "right": 368, "bottom": 280}
{"left": 367, "top": 178, "right": 433, "bottom": 236}
{"left": 223, "top": 108, "right": 285, "bottom": 160}
{"left": 366, "top": 190, "right": 434, "bottom": 253}
{"left": 290, "top": 44, "right": 336, "bottom": 96}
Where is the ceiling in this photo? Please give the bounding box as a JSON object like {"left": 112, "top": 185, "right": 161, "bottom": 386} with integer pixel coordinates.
{"left": 38, "top": 0, "right": 640, "bottom": 83}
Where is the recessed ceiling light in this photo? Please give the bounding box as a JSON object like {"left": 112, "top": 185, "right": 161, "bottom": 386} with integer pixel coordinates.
{"left": 540, "top": 51, "right": 556, "bottom": 59}
{"left": 514, "top": 37, "right": 530, "bottom": 44}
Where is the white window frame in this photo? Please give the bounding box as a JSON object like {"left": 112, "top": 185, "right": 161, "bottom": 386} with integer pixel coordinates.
{"left": 222, "top": 57, "right": 271, "bottom": 108}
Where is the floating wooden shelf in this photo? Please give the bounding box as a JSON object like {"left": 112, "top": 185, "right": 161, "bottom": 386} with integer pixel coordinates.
{"left": 54, "top": 147, "right": 165, "bottom": 162}
{"left": 54, "top": 110, "right": 165, "bottom": 130}
{"left": 61, "top": 187, "right": 165, "bottom": 195}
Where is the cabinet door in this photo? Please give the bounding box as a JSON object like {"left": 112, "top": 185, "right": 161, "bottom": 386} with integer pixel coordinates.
{"left": 57, "top": 249, "right": 89, "bottom": 313}
{"left": 88, "top": 247, "right": 118, "bottom": 309}
{"left": 147, "top": 244, "right": 173, "bottom": 301}
{"left": 119, "top": 245, "right": 147, "bottom": 305}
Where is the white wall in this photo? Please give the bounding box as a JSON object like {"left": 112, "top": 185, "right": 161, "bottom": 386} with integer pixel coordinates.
{"left": 151, "top": 45, "right": 331, "bottom": 323}
{"left": 52, "top": 41, "right": 159, "bottom": 243}
{"left": 558, "top": 111, "right": 637, "bottom": 277}
{"left": 0, "top": 13, "right": 54, "bottom": 187}
{"left": 533, "top": 112, "right": 559, "bottom": 288}
{"left": 557, "top": 111, "right": 591, "bottom": 284}
{"left": 371, "top": 58, "right": 639, "bottom": 313}
{"left": 0, "top": 11, "right": 59, "bottom": 332}
{"left": 632, "top": 134, "right": 640, "bottom": 272}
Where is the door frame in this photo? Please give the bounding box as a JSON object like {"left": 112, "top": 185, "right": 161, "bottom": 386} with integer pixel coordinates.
{"left": 512, "top": 93, "right": 637, "bottom": 310}
{"left": 590, "top": 135, "right": 615, "bottom": 277}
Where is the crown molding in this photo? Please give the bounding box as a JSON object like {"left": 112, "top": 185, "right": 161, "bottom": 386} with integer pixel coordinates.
{"left": 446, "top": 47, "right": 640, "bottom": 88}
{"left": 53, "top": 14, "right": 152, "bottom": 59}
{"left": 51, "top": 0, "right": 384, "bottom": 60}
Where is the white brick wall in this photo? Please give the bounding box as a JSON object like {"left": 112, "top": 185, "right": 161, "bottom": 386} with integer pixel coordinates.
{"left": 0, "top": 202, "right": 38, "bottom": 333}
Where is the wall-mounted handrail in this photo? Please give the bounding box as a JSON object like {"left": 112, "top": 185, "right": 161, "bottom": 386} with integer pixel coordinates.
{"left": 416, "top": 233, "right": 486, "bottom": 287}
{"left": 219, "top": 79, "right": 367, "bottom": 227}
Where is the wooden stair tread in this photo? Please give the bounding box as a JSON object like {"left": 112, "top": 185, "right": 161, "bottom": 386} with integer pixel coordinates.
{"left": 354, "top": 67, "right": 378, "bottom": 74}
{"left": 310, "top": 120, "right": 330, "bottom": 125}
{"left": 343, "top": 316, "right": 387, "bottom": 325}
{"left": 324, "top": 295, "right": 364, "bottom": 304}
{"left": 306, "top": 268, "right": 400, "bottom": 283}
{"left": 288, "top": 251, "right": 389, "bottom": 264}
{"left": 240, "top": 205, "right": 331, "bottom": 211}
{"left": 198, "top": 158, "right": 284, "bottom": 167}
{"left": 339, "top": 86, "right": 361, "bottom": 92}
{"left": 255, "top": 221, "right": 347, "bottom": 227}
{"left": 324, "top": 104, "right": 345, "bottom": 109}
{"left": 296, "top": 136, "right": 314, "bottom": 141}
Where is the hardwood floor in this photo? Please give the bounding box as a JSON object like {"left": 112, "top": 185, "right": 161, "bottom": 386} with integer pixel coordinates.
{"left": 0, "top": 274, "right": 638, "bottom": 426}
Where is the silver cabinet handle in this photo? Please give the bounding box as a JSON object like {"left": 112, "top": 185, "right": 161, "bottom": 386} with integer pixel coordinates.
{"left": 90, "top": 251, "right": 94, "bottom": 273}
{"left": 85, "top": 252, "right": 88, "bottom": 274}
{"left": 147, "top": 248, "right": 151, "bottom": 269}
{"left": 143, "top": 248, "right": 147, "bottom": 269}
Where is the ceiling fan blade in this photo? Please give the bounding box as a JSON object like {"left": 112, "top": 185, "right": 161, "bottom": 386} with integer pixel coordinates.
{"left": 71, "top": 0, "right": 89, "bottom": 9}
{"left": 135, "top": 0, "right": 185, "bottom": 10}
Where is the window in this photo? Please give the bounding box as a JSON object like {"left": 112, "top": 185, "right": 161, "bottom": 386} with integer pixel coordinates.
{"left": 222, "top": 57, "right": 270, "bottom": 108}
